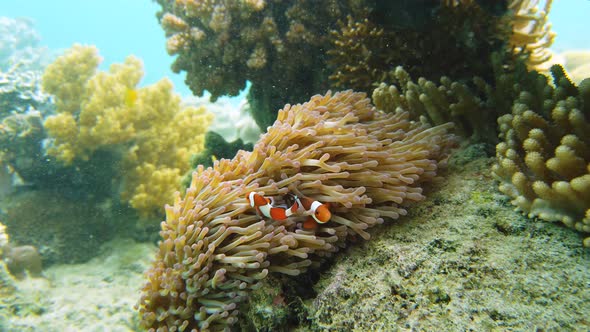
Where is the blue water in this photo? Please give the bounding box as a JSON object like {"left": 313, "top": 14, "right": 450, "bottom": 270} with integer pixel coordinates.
{"left": 550, "top": 1, "right": 590, "bottom": 51}
{"left": 0, "top": 0, "right": 252, "bottom": 101}
{"left": 1, "top": 0, "right": 587, "bottom": 99}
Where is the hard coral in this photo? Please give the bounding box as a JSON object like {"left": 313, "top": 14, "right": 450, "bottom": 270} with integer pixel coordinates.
{"left": 155, "top": 0, "right": 364, "bottom": 129}
{"left": 3, "top": 245, "right": 42, "bottom": 279}
{"left": 492, "top": 66, "right": 590, "bottom": 245}
{"left": 137, "top": 90, "right": 455, "bottom": 331}
{"left": 0, "top": 110, "right": 44, "bottom": 181}
{"left": 372, "top": 66, "right": 494, "bottom": 142}
{"left": 328, "top": 1, "right": 510, "bottom": 94}
{"left": 42, "top": 44, "right": 213, "bottom": 216}
{"left": 0, "top": 222, "right": 42, "bottom": 279}
{"left": 509, "top": 0, "right": 556, "bottom": 72}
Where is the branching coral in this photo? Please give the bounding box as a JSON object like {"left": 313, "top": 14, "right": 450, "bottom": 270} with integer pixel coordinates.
{"left": 508, "top": 0, "right": 556, "bottom": 72}
{"left": 328, "top": 0, "right": 558, "bottom": 95}
{"left": 137, "top": 90, "right": 456, "bottom": 331}
{"left": 41, "top": 44, "right": 213, "bottom": 216}
{"left": 372, "top": 66, "right": 495, "bottom": 142}
{"left": 492, "top": 66, "right": 590, "bottom": 246}
{"left": 328, "top": 1, "right": 511, "bottom": 94}
{"left": 154, "top": 0, "right": 365, "bottom": 129}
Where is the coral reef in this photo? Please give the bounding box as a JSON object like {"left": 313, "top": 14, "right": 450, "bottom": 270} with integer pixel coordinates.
{"left": 508, "top": 0, "right": 556, "bottom": 72}
{"left": 328, "top": 1, "right": 509, "bottom": 94}
{"left": 0, "top": 68, "right": 51, "bottom": 118}
{"left": 137, "top": 90, "right": 456, "bottom": 331}
{"left": 41, "top": 44, "right": 213, "bottom": 215}
{"left": 329, "top": 0, "right": 558, "bottom": 94}
{"left": 0, "top": 110, "right": 45, "bottom": 183}
{"left": 0, "top": 18, "right": 54, "bottom": 185}
{"left": 241, "top": 275, "right": 291, "bottom": 331}
{"left": 154, "top": 1, "right": 557, "bottom": 130}
{"left": 372, "top": 66, "right": 497, "bottom": 142}
{"left": 154, "top": 0, "right": 365, "bottom": 128}
{"left": 2, "top": 152, "right": 589, "bottom": 330}
{"left": 297, "top": 149, "right": 590, "bottom": 330}
{"left": 0, "top": 17, "right": 52, "bottom": 72}
{"left": 492, "top": 65, "right": 590, "bottom": 245}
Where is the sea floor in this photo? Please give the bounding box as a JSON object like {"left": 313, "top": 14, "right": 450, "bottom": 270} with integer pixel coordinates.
{"left": 288, "top": 153, "right": 590, "bottom": 331}
{"left": 1, "top": 148, "right": 589, "bottom": 331}
{"left": 0, "top": 239, "right": 155, "bottom": 332}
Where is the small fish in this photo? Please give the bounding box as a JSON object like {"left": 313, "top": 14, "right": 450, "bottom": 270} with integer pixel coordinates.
{"left": 290, "top": 194, "right": 331, "bottom": 229}
{"left": 124, "top": 88, "right": 138, "bottom": 108}
{"left": 247, "top": 192, "right": 298, "bottom": 221}
{"left": 211, "top": 155, "right": 218, "bottom": 164}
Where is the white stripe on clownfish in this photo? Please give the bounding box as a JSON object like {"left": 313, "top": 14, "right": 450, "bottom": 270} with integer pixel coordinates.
{"left": 289, "top": 194, "right": 332, "bottom": 229}
{"left": 246, "top": 192, "right": 298, "bottom": 221}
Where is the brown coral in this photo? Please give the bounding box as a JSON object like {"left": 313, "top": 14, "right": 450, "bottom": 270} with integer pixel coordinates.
{"left": 155, "top": 0, "right": 365, "bottom": 128}
{"left": 328, "top": 1, "right": 511, "bottom": 94}
{"left": 137, "top": 90, "right": 456, "bottom": 331}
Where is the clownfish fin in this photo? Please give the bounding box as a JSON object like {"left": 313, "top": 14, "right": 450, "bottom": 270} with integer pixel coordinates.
{"left": 269, "top": 207, "right": 288, "bottom": 221}
{"left": 303, "top": 217, "right": 317, "bottom": 229}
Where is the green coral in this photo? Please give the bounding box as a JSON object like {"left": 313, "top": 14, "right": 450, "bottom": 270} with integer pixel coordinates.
{"left": 492, "top": 66, "right": 590, "bottom": 245}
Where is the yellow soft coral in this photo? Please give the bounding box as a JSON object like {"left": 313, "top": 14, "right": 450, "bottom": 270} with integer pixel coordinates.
{"left": 41, "top": 44, "right": 100, "bottom": 115}
{"left": 42, "top": 44, "right": 213, "bottom": 216}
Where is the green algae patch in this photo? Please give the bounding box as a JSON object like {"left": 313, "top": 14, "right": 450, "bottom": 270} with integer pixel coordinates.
{"left": 287, "top": 150, "right": 590, "bottom": 331}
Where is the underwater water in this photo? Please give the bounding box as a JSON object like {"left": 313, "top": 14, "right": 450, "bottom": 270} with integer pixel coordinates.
{"left": 0, "top": 1, "right": 589, "bottom": 331}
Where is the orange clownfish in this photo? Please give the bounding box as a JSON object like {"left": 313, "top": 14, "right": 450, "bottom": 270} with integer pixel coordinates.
{"left": 247, "top": 192, "right": 298, "bottom": 221}
{"left": 291, "top": 195, "right": 332, "bottom": 229}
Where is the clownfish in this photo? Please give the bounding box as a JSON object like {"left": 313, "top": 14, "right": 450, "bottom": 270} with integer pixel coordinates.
{"left": 246, "top": 192, "right": 299, "bottom": 221}
{"left": 290, "top": 194, "right": 332, "bottom": 229}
